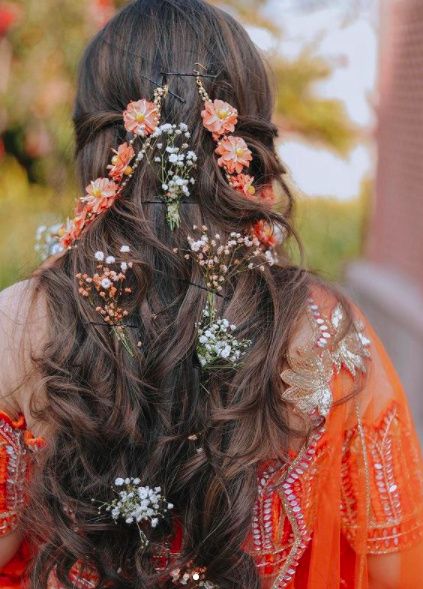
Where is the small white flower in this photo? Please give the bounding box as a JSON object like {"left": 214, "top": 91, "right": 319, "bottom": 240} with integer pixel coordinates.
{"left": 105, "top": 255, "right": 116, "bottom": 264}
{"left": 95, "top": 251, "right": 105, "bottom": 261}
{"left": 121, "top": 262, "right": 128, "bottom": 272}
{"left": 120, "top": 245, "right": 130, "bottom": 253}
{"left": 101, "top": 278, "right": 112, "bottom": 289}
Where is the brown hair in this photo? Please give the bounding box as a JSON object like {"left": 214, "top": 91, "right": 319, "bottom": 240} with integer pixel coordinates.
{"left": 26, "top": 1, "right": 323, "bottom": 587}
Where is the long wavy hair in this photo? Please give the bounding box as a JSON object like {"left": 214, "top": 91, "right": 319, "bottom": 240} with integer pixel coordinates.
{"left": 24, "top": 1, "right": 339, "bottom": 587}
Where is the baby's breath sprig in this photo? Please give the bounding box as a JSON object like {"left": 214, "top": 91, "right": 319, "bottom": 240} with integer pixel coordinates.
{"left": 184, "top": 225, "right": 277, "bottom": 294}
{"left": 150, "top": 122, "right": 197, "bottom": 230}
{"left": 93, "top": 477, "right": 174, "bottom": 550}
{"left": 173, "top": 225, "right": 279, "bottom": 370}
{"left": 196, "top": 303, "right": 251, "bottom": 369}
{"left": 35, "top": 222, "right": 65, "bottom": 261}
{"left": 76, "top": 245, "right": 135, "bottom": 356}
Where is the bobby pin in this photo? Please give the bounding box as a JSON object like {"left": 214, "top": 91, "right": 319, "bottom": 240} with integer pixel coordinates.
{"left": 183, "top": 280, "right": 229, "bottom": 300}
{"left": 160, "top": 71, "right": 218, "bottom": 79}
{"left": 84, "top": 321, "right": 139, "bottom": 329}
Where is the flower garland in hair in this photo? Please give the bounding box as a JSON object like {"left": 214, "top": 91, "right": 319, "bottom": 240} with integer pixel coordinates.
{"left": 76, "top": 246, "right": 136, "bottom": 355}
{"left": 197, "top": 77, "right": 282, "bottom": 243}
{"left": 60, "top": 86, "right": 168, "bottom": 248}
{"left": 93, "top": 477, "right": 173, "bottom": 549}
{"left": 196, "top": 77, "right": 256, "bottom": 199}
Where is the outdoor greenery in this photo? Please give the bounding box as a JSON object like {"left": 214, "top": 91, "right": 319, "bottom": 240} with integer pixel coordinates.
{"left": 0, "top": 0, "right": 369, "bottom": 289}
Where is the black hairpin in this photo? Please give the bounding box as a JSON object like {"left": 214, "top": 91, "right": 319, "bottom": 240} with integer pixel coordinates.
{"left": 160, "top": 71, "right": 218, "bottom": 79}
{"left": 138, "top": 72, "right": 185, "bottom": 104}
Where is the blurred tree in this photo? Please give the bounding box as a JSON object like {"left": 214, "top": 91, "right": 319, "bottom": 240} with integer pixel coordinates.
{"left": 209, "top": 0, "right": 355, "bottom": 154}
{"left": 0, "top": 0, "right": 361, "bottom": 288}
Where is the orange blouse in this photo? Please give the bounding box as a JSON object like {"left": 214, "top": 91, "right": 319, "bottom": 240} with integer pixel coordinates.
{"left": 2, "top": 291, "right": 423, "bottom": 588}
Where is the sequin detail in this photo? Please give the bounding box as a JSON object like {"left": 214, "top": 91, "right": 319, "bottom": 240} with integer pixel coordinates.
{"left": 341, "top": 401, "right": 423, "bottom": 554}
{"left": 280, "top": 299, "right": 370, "bottom": 418}
{"left": 0, "top": 412, "right": 42, "bottom": 537}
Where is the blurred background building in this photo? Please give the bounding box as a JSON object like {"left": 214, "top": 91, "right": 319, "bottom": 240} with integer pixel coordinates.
{"left": 347, "top": 0, "right": 423, "bottom": 429}
{"left": 0, "top": 0, "right": 422, "bottom": 425}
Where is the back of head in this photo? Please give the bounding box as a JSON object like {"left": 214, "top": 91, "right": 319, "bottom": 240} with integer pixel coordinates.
{"left": 29, "top": 1, "right": 312, "bottom": 587}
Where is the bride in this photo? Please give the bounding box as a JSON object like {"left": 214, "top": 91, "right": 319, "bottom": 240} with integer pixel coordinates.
{"left": 1, "top": 1, "right": 423, "bottom": 587}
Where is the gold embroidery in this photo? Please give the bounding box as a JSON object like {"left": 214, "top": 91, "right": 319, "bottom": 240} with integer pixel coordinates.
{"left": 330, "top": 303, "right": 371, "bottom": 376}
{"left": 280, "top": 300, "right": 371, "bottom": 418}
{"left": 341, "top": 401, "right": 423, "bottom": 554}
{"left": 280, "top": 350, "right": 334, "bottom": 417}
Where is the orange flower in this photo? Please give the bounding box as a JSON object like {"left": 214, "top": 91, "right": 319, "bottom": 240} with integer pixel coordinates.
{"left": 201, "top": 99, "right": 238, "bottom": 138}
{"left": 258, "top": 184, "right": 276, "bottom": 204}
{"left": 251, "top": 220, "right": 279, "bottom": 248}
{"left": 107, "top": 142, "right": 135, "bottom": 181}
{"left": 215, "top": 136, "right": 252, "bottom": 175}
{"left": 123, "top": 99, "right": 159, "bottom": 136}
{"left": 231, "top": 173, "right": 256, "bottom": 198}
{"left": 60, "top": 210, "right": 90, "bottom": 248}
{"left": 83, "top": 178, "right": 119, "bottom": 213}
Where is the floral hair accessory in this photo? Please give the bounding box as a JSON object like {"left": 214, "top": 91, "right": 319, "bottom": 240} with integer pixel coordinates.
{"left": 93, "top": 477, "right": 173, "bottom": 549}
{"left": 214, "top": 135, "right": 252, "bottom": 175}
{"left": 35, "top": 223, "right": 65, "bottom": 260}
{"left": 150, "top": 122, "right": 198, "bottom": 229}
{"left": 196, "top": 74, "right": 255, "bottom": 198}
{"left": 76, "top": 247, "right": 135, "bottom": 355}
{"left": 60, "top": 85, "right": 168, "bottom": 248}
{"left": 201, "top": 98, "right": 238, "bottom": 139}
{"left": 174, "top": 226, "right": 278, "bottom": 370}
{"left": 252, "top": 219, "right": 285, "bottom": 249}
{"left": 123, "top": 99, "right": 160, "bottom": 137}
{"left": 107, "top": 142, "right": 135, "bottom": 181}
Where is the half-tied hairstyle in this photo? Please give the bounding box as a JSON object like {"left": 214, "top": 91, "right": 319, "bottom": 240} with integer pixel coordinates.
{"left": 24, "top": 0, "right": 338, "bottom": 587}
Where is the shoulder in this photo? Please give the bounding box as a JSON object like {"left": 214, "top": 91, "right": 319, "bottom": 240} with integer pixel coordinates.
{"left": 0, "top": 279, "right": 48, "bottom": 418}
{"left": 281, "top": 281, "right": 372, "bottom": 418}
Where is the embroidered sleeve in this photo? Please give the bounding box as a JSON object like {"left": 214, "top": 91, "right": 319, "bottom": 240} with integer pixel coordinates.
{"left": 280, "top": 297, "right": 370, "bottom": 420}
{"left": 341, "top": 398, "right": 423, "bottom": 554}
{"left": 0, "top": 411, "right": 42, "bottom": 537}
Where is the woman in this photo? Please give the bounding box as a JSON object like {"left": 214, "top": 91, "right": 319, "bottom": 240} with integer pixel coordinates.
{"left": 0, "top": 1, "right": 422, "bottom": 587}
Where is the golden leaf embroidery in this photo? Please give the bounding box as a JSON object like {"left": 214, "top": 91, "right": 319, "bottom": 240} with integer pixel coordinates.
{"left": 280, "top": 350, "right": 334, "bottom": 417}
{"left": 330, "top": 303, "right": 371, "bottom": 376}
{"left": 280, "top": 301, "right": 371, "bottom": 418}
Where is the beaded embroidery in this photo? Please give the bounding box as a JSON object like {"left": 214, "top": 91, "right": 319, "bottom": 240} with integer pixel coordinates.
{"left": 246, "top": 296, "right": 372, "bottom": 587}
{"left": 0, "top": 411, "right": 43, "bottom": 537}
{"left": 341, "top": 401, "right": 423, "bottom": 554}
{"left": 280, "top": 299, "right": 371, "bottom": 419}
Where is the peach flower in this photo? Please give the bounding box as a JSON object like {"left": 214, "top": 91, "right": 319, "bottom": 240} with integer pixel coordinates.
{"left": 83, "top": 178, "right": 119, "bottom": 213}
{"left": 215, "top": 136, "right": 252, "bottom": 175}
{"left": 60, "top": 210, "right": 89, "bottom": 248}
{"left": 201, "top": 99, "right": 238, "bottom": 138}
{"left": 107, "top": 142, "right": 135, "bottom": 181}
{"left": 123, "top": 99, "right": 159, "bottom": 136}
{"left": 252, "top": 220, "right": 279, "bottom": 248}
{"left": 257, "top": 184, "right": 276, "bottom": 204}
{"left": 231, "top": 174, "right": 256, "bottom": 198}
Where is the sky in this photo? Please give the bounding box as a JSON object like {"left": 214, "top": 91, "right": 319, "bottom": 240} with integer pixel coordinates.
{"left": 247, "top": 1, "right": 379, "bottom": 200}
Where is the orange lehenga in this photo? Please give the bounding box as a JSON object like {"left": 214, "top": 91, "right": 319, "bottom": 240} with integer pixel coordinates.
{"left": 2, "top": 290, "right": 423, "bottom": 588}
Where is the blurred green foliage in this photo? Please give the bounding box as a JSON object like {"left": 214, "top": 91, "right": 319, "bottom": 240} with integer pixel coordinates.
{"left": 0, "top": 150, "right": 369, "bottom": 288}
{"left": 0, "top": 0, "right": 368, "bottom": 290}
